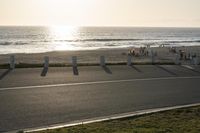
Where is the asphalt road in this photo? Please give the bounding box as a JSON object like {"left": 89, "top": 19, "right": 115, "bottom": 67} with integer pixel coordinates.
{"left": 0, "top": 65, "right": 200, "bottom": 132}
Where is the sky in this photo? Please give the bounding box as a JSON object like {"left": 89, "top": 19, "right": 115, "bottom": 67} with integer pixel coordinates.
{"left": 0, "top": 0, "right": 200, "bottom": 27}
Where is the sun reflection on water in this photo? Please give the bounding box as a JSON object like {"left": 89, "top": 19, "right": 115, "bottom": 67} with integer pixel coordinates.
{"left": 49, "top": 26, "right": 79, "bottom": 51}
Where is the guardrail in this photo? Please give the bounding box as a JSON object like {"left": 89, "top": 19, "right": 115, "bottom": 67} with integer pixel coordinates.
{"left": 4, "top": 54, "right": 200, "bottom": 70}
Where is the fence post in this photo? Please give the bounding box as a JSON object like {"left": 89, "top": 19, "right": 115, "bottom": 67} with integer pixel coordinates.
{"left": 127, "top": 55, "right": 132, "bottom": 66}
{"left": 175, "top": 54, "right": 180, "bottom": 65}
{"left": 44, "top": 56, "right": 49, "bottom": 68}
{"left": 151, "top": 50, "right": 155, "bottom": 64}
{"left": 72, "top": 56, "right": 77, "bottom": 67}
{"left": 100, "top": 56, "right": 106, "bottom": 66}
{"left": 10, "top": 55, "right": 15, "bottom": 69}
{"left": 193, "top": 57, "right": 199, "bottom": 65}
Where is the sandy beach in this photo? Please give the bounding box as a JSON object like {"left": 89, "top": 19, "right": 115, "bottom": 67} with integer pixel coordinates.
{"left": 1, "top": 46, "right": 200, "bottom": 66}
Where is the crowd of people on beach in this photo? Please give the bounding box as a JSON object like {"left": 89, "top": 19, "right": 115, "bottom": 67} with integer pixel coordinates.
{"left": 169, "top": 47, "right": 197, "bottom": 60}
{"left": 129, "top": 45, "right": 198, "bottom": 62}
{"left": 129, "top": 47, "right": 149, "bottom": 57}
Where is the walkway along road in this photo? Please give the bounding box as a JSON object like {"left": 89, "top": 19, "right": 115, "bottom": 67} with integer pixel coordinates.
{"left": 0, "top": 65, "right": 200, "bottom": 132}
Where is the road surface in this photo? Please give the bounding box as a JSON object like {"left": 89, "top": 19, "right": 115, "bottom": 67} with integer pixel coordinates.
{"left": 0, "top": 65, "right": 200, "bottom": 132}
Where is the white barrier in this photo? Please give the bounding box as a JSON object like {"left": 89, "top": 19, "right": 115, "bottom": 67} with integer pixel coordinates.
{"left": 10, "top": 55, "right": 15, "bottom": 69}
{"left": 100, "top": 56, "right": 106, "bottom": 66}
{"left": 127, "top": 55, "right": 132, "bottom": 66}
{"left": 44, "top": 56, "right": 49, "bottom": 68}
{"left": 151, "top": 50, "right": 155, "bottom": 64}
{"left": 193, "top": 57, "right": 199, "bottom": 65}
{"left": 72, "top": 56, "right": 77, "bottom": 67}
{"left": 175, "top": 54, "right": 180, "bottom": 65}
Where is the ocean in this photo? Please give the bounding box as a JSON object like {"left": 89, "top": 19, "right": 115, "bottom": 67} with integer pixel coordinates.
{"left": 0, "top": 26, "right": 200, "bottom": 55}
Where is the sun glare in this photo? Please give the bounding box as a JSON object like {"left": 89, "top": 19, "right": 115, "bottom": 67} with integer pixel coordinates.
{"left": 49, "top": 26, "right": 79, "bottom": 51}
{"left": 50, "top": 26, "right": 78, "bottom": 40}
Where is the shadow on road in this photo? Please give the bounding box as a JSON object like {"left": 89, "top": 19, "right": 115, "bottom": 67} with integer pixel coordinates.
{"left": 102, "top": 66, "right": 112, "bottom": 74}
{"left": 131, "top": 65, "right": 142, "bottom": 73}
{"left": 73, "top": 66, "right": 79, "bottom": 75}
{"left": 0, "top": 69, "right": 12, "bottom": 80}
{"left": 41, "top": 67, "right": 48, "bottom": 77}
{"left": 155, "top": 65, "right": 177, "bottom": 76}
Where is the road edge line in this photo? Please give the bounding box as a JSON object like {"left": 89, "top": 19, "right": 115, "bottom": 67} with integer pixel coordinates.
{"left": 1, "top": 76, "right": 200, "bottom": 91}
{"left": 19, "top": 103, "right": 200, "bottom": 133}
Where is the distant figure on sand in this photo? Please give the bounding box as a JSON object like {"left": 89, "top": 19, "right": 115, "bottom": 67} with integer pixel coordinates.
{"left": 179, "top": 50, "right": 186, "bottom": 60}
{"left": 169, "top": 47, "right": 177, "bottom": 53}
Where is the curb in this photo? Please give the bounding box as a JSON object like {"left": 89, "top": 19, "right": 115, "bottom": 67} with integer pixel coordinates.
{"left": 16, "top": 103, "right": 200, "bottom": 133}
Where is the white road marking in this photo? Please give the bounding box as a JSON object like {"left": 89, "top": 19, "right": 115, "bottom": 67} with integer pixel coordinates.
{"left": 1, "top": 76, "right": 200, "bottom": 91}
{"left": 181, "top": 65, "right": 195, "bottom": 70}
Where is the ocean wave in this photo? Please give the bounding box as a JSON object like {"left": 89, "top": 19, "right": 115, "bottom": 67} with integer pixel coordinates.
{"left": 0, "top": 42, "right": 13, "bottom": 45}
{"left": 15, "top": 42, "right": 29, "bottom": 45}
{"left": 0, "top": 42, "right": 29, "bottom": 45}
{"left": 27, "top": 38, "right": 152, "bottom": 43}
{"left": 46, "top": 39, "right": 200, "bottom": 43}
{"left": 1, "top": 39, "right": 200, "bottom": 46}
{"left": 166, "top": 40, "right": 200, "bottom": 44}
{"left": 52, "top": 38, "right": 146, "bottom": 42}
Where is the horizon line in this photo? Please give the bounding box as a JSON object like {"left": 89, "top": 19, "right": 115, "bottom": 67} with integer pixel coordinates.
{"left": 0, "top": 25, "right": 200, "bottom": 28}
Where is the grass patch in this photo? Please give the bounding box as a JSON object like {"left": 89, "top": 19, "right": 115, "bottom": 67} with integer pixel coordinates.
{"left": 30, "top": 105, "right": 200, "bottom": 133}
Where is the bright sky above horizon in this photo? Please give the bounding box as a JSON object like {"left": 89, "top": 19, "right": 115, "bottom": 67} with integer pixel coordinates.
{"left": 0, "top": 0, "right": 200, "bottom": 27}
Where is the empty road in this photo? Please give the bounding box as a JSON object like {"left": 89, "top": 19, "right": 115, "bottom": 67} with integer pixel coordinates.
{"left": 0, "top": 65, "right": 200, "bottom": 132}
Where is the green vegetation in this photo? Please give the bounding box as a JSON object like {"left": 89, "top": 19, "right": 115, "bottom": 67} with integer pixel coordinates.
{"left": 31, "top": 106, "right": 200, "bottom": 133}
